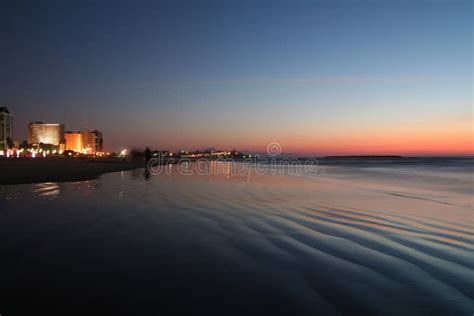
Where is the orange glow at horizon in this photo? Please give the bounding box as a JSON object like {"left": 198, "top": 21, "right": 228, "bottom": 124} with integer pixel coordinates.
{"left": 116, "top": 112, "right": 473, "bottom": 156}
{"left": 150, "top": 132, "right": 473, "bottom": 156}
{"left": 269, "top": 124, "right": 474, "bottom": 156}
{"left": 189, "top": 121, "right": 472, "bottom": 156}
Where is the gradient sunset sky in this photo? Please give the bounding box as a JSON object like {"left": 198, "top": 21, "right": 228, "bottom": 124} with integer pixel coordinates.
{"left": 1, "top": 0, "right": 472, "bottom": 155}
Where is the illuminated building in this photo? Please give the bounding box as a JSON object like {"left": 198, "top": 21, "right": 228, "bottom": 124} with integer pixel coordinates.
{"left": 0, "top": 107, "right": 13, "bottom": 149}
{"left": 90, "top": 129, "right": 103, "bottom": 153}
{"left": 28, "top": 122, "right": 65, "bottom": 145}
{"left": 65, "top": 132, "right": 83, "bottom": 152}
{"left": 81, "top": 128, "right": 93, "bottom": 153}
{"left": 64, "top": 128, "right": 103, "bottom": 153}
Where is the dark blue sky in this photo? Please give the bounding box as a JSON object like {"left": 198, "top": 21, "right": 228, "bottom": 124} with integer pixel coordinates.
{"left": 1, "top": 0, "right": 472, "bottom": 154}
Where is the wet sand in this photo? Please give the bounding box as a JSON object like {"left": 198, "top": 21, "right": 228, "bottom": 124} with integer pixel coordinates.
{"left": 0, "top": 158, "right": 144, "bottom": 185}
{"left": 0, "top": 161, "right": 472, "bottom": 315}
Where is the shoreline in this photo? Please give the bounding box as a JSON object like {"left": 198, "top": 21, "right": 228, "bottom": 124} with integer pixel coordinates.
{"left": 0, "top": 158, "right": 146, "bottom": 185}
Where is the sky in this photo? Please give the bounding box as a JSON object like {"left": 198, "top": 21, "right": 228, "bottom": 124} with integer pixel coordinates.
{"left": 1, "top": 0, "right": 472, "bottom": 155}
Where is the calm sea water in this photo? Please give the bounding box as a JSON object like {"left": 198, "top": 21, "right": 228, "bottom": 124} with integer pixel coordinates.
{"left": 0, "top": 159, "right": 473, "bottom": 315}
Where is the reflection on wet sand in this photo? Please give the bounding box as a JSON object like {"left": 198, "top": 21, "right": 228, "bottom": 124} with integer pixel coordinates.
{"left": 30, "top": 182, "right": 61, "bottom": 199}
{"left": 0, "top": 161, "right": 472, "bottom": 315}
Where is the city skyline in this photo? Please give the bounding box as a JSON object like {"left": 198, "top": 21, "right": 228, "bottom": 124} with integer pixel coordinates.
{"left": 1, "top": 0, "right": 472, "bottom": 155}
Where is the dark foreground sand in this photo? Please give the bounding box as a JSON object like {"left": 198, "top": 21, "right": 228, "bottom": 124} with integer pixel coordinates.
{"left": 0, "top": 158, "right": 145, "bottom": 185}
{"left": 0, "top": 160, "right": 473, "bottom": 315}
{"left": 0, "top": 161, "right": 472, "bottom": 315}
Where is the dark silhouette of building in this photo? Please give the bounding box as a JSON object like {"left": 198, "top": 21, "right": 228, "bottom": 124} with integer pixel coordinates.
{"left": 0, "top": 107, "right": 13, "bottom": 149}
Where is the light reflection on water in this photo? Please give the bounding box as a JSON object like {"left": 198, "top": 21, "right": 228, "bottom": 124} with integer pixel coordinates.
{"left": 1, "top": 182, "right": 61, "bottom": 200}
{"left": 0, "top": 162, "right": 472, "bottom": 315}
{"left": 30, "top": 182, "right": 61, "bottom": 199}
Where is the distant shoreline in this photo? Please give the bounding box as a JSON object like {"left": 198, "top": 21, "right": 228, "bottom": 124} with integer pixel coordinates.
{"left": 324, "top": 155, "right": 404, "bottom": 159}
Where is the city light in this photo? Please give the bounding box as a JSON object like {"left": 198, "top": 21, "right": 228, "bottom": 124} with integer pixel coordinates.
{"left": 119, "top": 149, "right": 128, "bottom": 157}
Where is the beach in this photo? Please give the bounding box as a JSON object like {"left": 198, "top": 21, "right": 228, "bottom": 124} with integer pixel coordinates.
{"left": 0, "top": 159, "right": 472, "bottom": 314}
{"left": 0, "top": 158, "right": 145, "bottom": 185}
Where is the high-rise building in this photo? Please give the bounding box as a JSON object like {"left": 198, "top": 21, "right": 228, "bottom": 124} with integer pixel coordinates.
{"left": 28, "top": 122, "right": 65, "bottom": 145}
{"left": 64, "top": 128, "right": 103, "bottom": 153}
{"left": 90, "top": 129, "right": 103, "bottom": 153}
{"left": 81, "top": 128, "right": 92, "bottom": 152}
{"left": 0, "top": 107, "right": 13, "bottom": 149}
{"left": 65, "top": 132, "right": 83, "bottom": 152}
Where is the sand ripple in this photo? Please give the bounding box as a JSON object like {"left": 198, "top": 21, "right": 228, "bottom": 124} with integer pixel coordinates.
{"left": 0, "top": 163, "right": 473, "bottom": 315}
